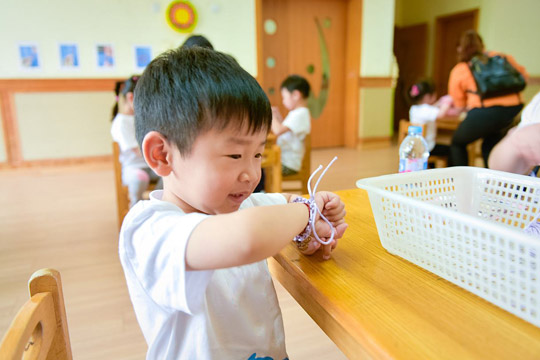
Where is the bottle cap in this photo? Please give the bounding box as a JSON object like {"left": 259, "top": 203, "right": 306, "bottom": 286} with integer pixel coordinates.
{"left": 408, "top": 126, "right": 422, "bottom": 135}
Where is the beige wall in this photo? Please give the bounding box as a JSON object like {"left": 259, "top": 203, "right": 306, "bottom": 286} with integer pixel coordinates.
{"left": 394, "top": 0, "right": 481, "bottom": 76}
{"left": 395, "top": 0, "right": 540, "bottom": 78}
{"left": 359, "top": 88, "right": 394, "bottom": 138}
{"left": 361, "top": 0, "right": 395, "bottom": 77}
{"left": 359, "top": 0, "right": 396, "bottom": 139}
{"left": 15, "top": 92, "right": 115, "bottom": 160}
{"left": 477, "top": 0, "right": 540, "bottom": 76}
{"left": 0, "top": 0, "right": 258, "bottom": 164}
{"left": 363, "top": 0, "right": 540, "bottom": 141}
{"left": 0, "top": 0, "right": 258, "bottom": 78}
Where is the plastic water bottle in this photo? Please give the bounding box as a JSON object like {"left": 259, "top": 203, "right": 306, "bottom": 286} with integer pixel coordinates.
{"left": 398, "top": 126, "right": 429, "bottom": 173}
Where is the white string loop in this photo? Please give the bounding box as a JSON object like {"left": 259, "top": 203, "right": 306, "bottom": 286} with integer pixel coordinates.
{"left": 307, "top": 156, "right": 338, "bottom": 245}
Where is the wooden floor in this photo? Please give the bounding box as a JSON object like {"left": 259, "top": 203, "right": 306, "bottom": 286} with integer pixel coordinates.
{"left": 0, "top": 144, "right": 397, "bottom": 359}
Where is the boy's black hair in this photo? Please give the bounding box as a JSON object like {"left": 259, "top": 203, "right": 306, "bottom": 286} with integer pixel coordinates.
{"left": 280, "top": 75, "right": 310, "bottom": 99}
{"left": 407, "top": 80, "right": 435, "bottom": 104}
{"left": 134, "top": 47, "right": 271, "bottom": 155}
{"left": 111, "top": 75, "right": 140, "bottom": 121}
{"left": 181, "top": 35, "right": 214, "bottom": 50}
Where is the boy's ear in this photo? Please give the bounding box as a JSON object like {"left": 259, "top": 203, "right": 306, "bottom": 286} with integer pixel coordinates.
{"left": 141, "top": 131, "right": 173, "bottom": 176}
{"left": 291, "top": 89, "right": 303, "bottom": 101}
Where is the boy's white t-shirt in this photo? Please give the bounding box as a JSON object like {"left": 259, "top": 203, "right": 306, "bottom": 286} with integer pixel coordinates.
{"left": 277, "top": 107, "right": 311, "bottom": 171}
{"left": 111, "top": 113, "right": 148, "bottom": 169}
{"left": 119, "top": 191, "right": 289, "bottom": 360}
{"left": 409, "top": 104, "right": 439, "bottom": 151}
{"left": 518, "top": 92, "right": 540, "bottom": 129}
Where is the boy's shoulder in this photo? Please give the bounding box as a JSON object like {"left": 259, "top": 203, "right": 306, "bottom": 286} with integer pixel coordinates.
{"left": 285, "top": 106, "right": 310, "bottom": 122}
{"left": 122, "top": 191, "right": 286, "bottom": 234}
{"left": 120, "top": 191, "right": 209, "bottom": 244}
{"left": 291, "top": 106, "right": 310, "bottom": 115}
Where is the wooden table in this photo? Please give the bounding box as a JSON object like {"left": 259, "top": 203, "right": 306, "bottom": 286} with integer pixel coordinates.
{"left": 434, "top": 115, "right": 462, "bottom": 146}
{"left": 269, "top": 188, "right": 540, "bottom": 360}
{"left": 437, "top": 115, "right": 463, "bottom": 131}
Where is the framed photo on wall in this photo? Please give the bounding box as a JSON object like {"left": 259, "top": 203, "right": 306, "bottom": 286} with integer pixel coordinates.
{"left": 59, "top": 43, "right": 80, "bottom": 69}
{"left": 134, "top": 45, "right": 152, "bottom": 71}
{"left": 18, "top": 43, "right": 40, "bottom": 70}
{"left": 96, "top": 44, "right": 115, "bottom": 69}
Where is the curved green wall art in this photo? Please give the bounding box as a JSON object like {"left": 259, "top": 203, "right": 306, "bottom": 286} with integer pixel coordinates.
{"left": 307, "top": 17, "right": 331, "bottom": 119}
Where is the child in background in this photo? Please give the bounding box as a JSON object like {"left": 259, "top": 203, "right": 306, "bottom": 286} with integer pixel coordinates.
{"left": 111, "top": 76, "right": 161, "bottom": 207}
{"left": 119, "top": 48, "right": 348, "bottom": 359}
{"left": 180, "top": 34, "right": 214, "bottom": 50}
{"left": 408, "top": 80, "right": 452, "bottom": 159}
{"left": 271, "top": 75, "right": 311, "bottom": 176}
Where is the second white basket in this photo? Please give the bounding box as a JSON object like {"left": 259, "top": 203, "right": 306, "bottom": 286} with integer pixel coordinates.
{"left": 357, "top": 167, "right": 540, "bottom": 328}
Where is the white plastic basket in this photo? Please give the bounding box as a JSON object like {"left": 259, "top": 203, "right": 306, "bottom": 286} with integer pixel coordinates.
{"left": 356, "top": 167, "right": 540, "bottom": 327}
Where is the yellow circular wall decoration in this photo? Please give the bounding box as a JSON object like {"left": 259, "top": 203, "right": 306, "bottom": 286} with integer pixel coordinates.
{"left": 166, "top": 1, "right": 198, "bottom": 33}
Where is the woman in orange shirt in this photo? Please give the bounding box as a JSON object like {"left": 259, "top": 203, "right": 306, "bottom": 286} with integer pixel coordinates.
{"left": 448, "top": 30, "right": 528, "bottom": 166}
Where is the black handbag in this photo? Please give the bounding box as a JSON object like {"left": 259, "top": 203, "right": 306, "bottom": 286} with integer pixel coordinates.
{"left": 469, "top": 54, "right": 526, "bottom": 101}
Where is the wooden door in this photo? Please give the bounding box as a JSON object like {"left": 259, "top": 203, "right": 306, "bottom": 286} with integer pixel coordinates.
{"left": 261, "top": 0, "right": 347, "bottom": 148}
{"left": 433, "top": 10, "right": 478, "bottom": 98}
{"left": 393, "top": 23, "right": 428, "bottom": 131}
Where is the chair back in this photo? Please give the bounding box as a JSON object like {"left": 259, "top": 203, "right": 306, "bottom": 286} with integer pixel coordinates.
{"left": 261, "top": 135, "right": 282, "bottom": 192}
{"left": 0, "top": 268, "right": 72, "bottom": 360}
{"left": 112, "top": 142, "right": 130, "bottom": 229}
{"left": 282, "top": 134, "right": 311, "bottom": 193}
{"left": 398, "top": 119, "right": 428, "bottom": 144}
{"left": 398, "top": 119, "right": 448, "bottom": 168}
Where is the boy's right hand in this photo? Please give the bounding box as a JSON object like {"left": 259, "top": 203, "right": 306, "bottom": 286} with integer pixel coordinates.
{"left": 301, "top": 192, "right": 348, "bottom": 259}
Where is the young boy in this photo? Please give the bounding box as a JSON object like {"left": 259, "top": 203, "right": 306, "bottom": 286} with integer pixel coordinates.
{"left": 271, "top": 75, "right": 311, "bottom": 175}
{"left": 119, "top": 47, "right": 348, "bottom": 359}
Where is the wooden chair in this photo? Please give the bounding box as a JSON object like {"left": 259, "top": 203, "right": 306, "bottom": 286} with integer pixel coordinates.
{"left": 261, "top": 139, "right": 282, "bottom": 193}
{"left": 467, "top": 140, "right": 484, "bottom": 167}
{"left": 282, "top": 134, "right": 311, "bottom": 193}
{"left": 0, "top": 269, "right": 72, "bottom": 360}
{"left": 112, "top": 142, "right": 130, "bottom": 230}
{"left": 112, "top": 142, "right": 159, "bottom": 229}
{"left": 398, "top": 120, "right": 448, "bottom": 168}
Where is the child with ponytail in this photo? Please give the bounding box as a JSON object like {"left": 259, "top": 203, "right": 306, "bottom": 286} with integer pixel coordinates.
{"left": 111, "top": 75, "right": 161, "bottom": 207}
{"left": 408, "top": 80, "right": 452, "bottom": 159}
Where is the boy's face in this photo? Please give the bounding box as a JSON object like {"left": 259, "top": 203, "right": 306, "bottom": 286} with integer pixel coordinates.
{"left": 281, "top": 88, "right": 299, "bottom": 110}
{"left": 164, "top": 123, "right": 267, "bottom": 215}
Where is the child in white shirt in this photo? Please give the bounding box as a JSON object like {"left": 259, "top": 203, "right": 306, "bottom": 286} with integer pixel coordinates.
{"left": 271, "top": 75, "right": 311, "bottom": 175}
{"left": 408, "top": 80, "right": 452, "bottom": 160}
{"left": 111, "top": 76, "right": 161, "bottom": 207}
{"left": 119, "top": 48, "right": 348, "bottom": 360}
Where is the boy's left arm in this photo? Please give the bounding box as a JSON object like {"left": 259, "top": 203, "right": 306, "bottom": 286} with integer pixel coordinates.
{"left": 285, "top": 192, "right": 348, "bottom": 260}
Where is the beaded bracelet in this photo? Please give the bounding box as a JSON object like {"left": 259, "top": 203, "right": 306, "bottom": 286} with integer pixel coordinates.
{"left": 292, "top": 197, "right": 316, "bottom": 243}
{"left": 291, "top": 156, "right": 339, "bottom": 247}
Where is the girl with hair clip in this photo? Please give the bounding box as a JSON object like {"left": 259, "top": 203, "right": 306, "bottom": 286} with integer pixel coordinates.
{"left": 408, "top": 80, "right": 452, "bottom": 161}
{"left": 111, "top": 75, "right": 161, "bottom": 207}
